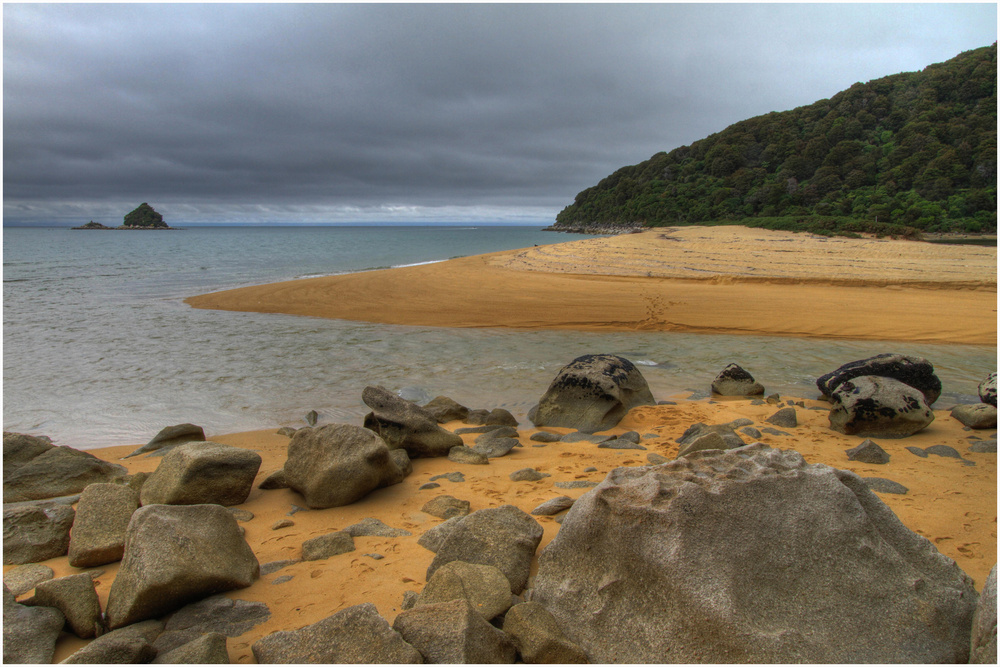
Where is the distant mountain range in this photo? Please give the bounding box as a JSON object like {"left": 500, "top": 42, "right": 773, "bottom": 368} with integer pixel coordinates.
{"left": 554, "top": 44, "right": 996, "bottom": 237}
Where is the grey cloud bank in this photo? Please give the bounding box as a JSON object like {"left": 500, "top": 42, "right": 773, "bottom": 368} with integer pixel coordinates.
{"left": 3, "top": 3, "right": 996, "bottom": 225}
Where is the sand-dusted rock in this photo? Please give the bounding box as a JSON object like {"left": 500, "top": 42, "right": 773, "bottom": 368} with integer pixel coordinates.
{"left": 3, "top": 432, "right": 55, "bottom": 478}
{"left": 61, "top": 619, "right": 163, "bottom": 664}
{"left": 393, "top": 598, "right": 517, "bottom": 663}
{"left": 416, "top": 560, "right": 512, "bottom": 620}
{"left": 3, "top": 563, "right": 54, "bottom": 596}
{"left": 253, "top": 602, "right": 422, "bottom": 663}
{"left": 68, "top": 483, "right": 139, "bottom": 568}
{"left": 152, "top": 631, "right": 229, "bottom": 664}
{"left": 952, "top": 403, "right": 998, "bottom": 429}
{"left": 528, "top": 354, "right": 655, "bottom": 433}
{"left": 123, "top": 423, "right": 206, "bottom": 458}
{"left": 362, "top": 385, "right": 463, "bottom": 457}
{"left": 3, "top": 584, "right": 64, "bottom": 664}
{"left": 531, "top": 443, "right": 978, "bottom": 663}
{"left": 817, "top": 353, "right": 942, "bottom": 405}
{"left": 510, "top": 468, "right": 550, "bottom": 482}
{"left": 502, "top": 601, "right": 588, "bottom": 664}
{"left": 971, "top": 564, "right": 997, "bottom": 663}
{"left": 829, "top": 375, "right": 935, "bottom": 437}
{"left": 845, "top": 439, "right": 890, "bottom": 464}
{"left": 258, "top": 469, "right": 288, "bottom": 490}
{"left": 3, "top": 445, "right": 126, "bottom": 503}
{"left": 422, "top": 495, "right": 471, "bottom": 519}
{"left": 427, "top": 504, "right": 543, "bottom": 594}
{"left": 766, "top": 406, "right": 798, "bottom": 427}
{"left": 531, "top": 496, "right": 574, "bottom": 516}
{"left": 32, "top": 573, "right": 103, "bottom": 638}
{"left": 417, "top": 516, "right": 463, "bottom": 553}
{"left": 423, "top": 396, "right": 470, "bottom": 423}
{"left": 472, "top": 427, "right": 521, "bottom": 458}
{"left": 448, "top": 445, "right": 489, "bottom": 465}
{"left": 979, "top": 372, "right": 997, "bottom": 407}
{"left": 484, "top": 408, "right": 519, "bottom": 427}
{"left": 345, "top": 517, "right": 412, "bottom": 538}
{"left": 390, "top": 448, "right": 413, "bottom": 477}
{"left": 3, "top": 502, "right": 76, "bottom": 565}
{"left": 711, "top": 363, "right": 765, "bottom": 396}
{"left": 676, "top": 422, "right": 745, "bottom": 450}
{"left": 283, "top": 423, "right": 404, "bottom": 509}
{"left": 139, "top": 441, "right": 261, "bottom": 507}
{"left": 302, "top": 531, "right": 355, "bottom": 561}
{"left": 104, "top": 504, "right": 259, "bottom": 629}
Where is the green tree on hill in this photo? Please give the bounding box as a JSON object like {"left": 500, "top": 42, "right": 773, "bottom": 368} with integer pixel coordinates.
{"left": 555, "top": 44, "right": 997, "bottom": 236}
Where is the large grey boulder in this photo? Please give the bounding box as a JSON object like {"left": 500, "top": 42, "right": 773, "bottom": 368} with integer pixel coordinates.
{"left": 829, "top": 375, "right": 935, "bottom": 437}
{"left": 139, "top": 441, "right": 261, "bottom": 507}
{"left": 416, "top": 560, "right": 513, "bottom": 621}
{"left": 427, "top": 504, "right": 543, "bottom": 594}
{"left": 502, "top": 601, "right": 588, "bottom": 664}
{"left": 3, "top": 444, "right": 127, "bottom": 503}
{"left": 393, "top": 598, "right": 517, "bottom": 663}
{"left": 817, "top": 353, "right": 942, "bottom": 405}
{"left": 362, "top": 385, "right": 463, "bottom": 457}
{"left": 61, "top": 619, "right": 163, "bottom": 664}
{"left": 32, "top": 573, "right": 104, "bottom": 638}
{"left": 3, "top": 502, "right": 76, "bottom": 565}
{"left": 979, "top": 372, "right": 997, "bottom": 407}
{"left": 3, "top": 585, "right": 64, "bottom": 664}
{"left": 283, "top": 423, "right": 404, "bottom": 509}
{"left": 528, "top": 354, "right": 655, "bottom": 434}
{"left": 104, "top": 504, "right": 259, "bottom": 629}
{"left": 951, "top": 403, "right": 998, "bottom": 429}
{"left": 971, "top": 564, "right": 997, "bottom": 664}
{"left": 123, "top": 423, "right": 206, "bottom": 458}
{"left": 422, "top": 396, "right": 470, "bottom": 423}
{"left": 530, "top": 444, "right": 978, "bottom": 663}
{"left": 711, "top": 363, "right": 765, "bottom": 396}
{"left": 68, "top": 482, "right": 139, "bottom": 568}
{"left": 252, "top": 602, "right": 422, "bottom": 663}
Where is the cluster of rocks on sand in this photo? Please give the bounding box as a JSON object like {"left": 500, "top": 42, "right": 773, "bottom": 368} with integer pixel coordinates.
{"left": 3, "top": 353, "right": 996, "bottom": 663}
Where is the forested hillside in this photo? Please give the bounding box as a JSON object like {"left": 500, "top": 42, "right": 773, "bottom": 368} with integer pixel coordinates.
{"left": 555, "top": 44, "right": 996, "bottom": 236}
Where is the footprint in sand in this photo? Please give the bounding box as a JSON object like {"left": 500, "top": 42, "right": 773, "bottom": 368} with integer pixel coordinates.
{"left": 957, "top": 542, "right": 981, "bottom": 557}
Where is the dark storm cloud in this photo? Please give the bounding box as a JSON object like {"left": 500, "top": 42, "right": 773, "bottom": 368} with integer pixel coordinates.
{"left": 3, "top": 3, "right": 996, "bottom": 224}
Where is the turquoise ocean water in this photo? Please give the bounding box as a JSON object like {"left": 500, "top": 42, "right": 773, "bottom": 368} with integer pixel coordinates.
{"left": 3, "top": 225, "right": 996, "bottom": 449}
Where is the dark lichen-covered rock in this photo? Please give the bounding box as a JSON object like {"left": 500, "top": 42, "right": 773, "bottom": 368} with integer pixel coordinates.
{"left": 817, "top": 353, "right": 942, "bottom": 405}
{"left": 829, "top": 375, "right": 934, "bottom": 437}
{"left": 529, "top": 354, "right": 655, "bottom": 434}
{"left": 979, "top": 372, "right": 997, "bottom": 407}
{"left": 121, "top": 202, "right": 169, "bottom": 228}
{"left": 530, "top": 443, "right": 978, "bottom": 663}
{"left": 711, "top": 363, "right": 765, "bottom": 396}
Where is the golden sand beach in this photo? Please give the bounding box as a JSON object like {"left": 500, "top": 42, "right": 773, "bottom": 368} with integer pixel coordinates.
{"left": 186, "top": 226, "right": 997, "bottom": 344}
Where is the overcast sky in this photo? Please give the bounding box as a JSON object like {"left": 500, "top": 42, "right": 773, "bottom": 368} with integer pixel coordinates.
{"left": 3, "top": 3, "right": 996, "bottom": 225}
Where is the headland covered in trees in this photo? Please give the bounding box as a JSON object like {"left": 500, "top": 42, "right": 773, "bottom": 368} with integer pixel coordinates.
{"left": 72, "top": 203, "right": 175, "bottom": 230}
{"left": 553, "top": 44, "right": 997, "bottom": 238}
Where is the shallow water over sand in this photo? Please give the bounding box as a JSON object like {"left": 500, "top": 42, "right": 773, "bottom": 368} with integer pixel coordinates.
{"left": 4, "top": 225, "right": 995, "bottom": 448}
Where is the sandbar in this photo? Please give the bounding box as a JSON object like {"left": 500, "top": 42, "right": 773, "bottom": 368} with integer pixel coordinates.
{"left": 186, "top": 226, "right": 997, "bottom": 345}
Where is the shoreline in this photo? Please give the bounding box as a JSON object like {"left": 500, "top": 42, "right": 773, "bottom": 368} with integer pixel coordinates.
{"left": 7, "top": 391, "right": 995, "bottom": 663}
{"left": 186, "top": 226, "right": 997, "bottom": 345}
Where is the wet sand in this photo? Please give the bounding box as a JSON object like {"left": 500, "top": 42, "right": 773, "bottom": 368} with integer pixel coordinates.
{"left": 186, "top": 226, "right": 997, "bottom": 345}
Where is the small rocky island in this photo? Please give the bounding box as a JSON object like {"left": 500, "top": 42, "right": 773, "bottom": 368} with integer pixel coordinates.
{"left": 72, "top": 203, "right": 175, "bottom": 230}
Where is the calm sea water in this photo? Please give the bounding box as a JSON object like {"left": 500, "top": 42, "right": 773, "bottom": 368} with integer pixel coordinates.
{"left": 4, "top": 225, "right": 996, "bottom": 449}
